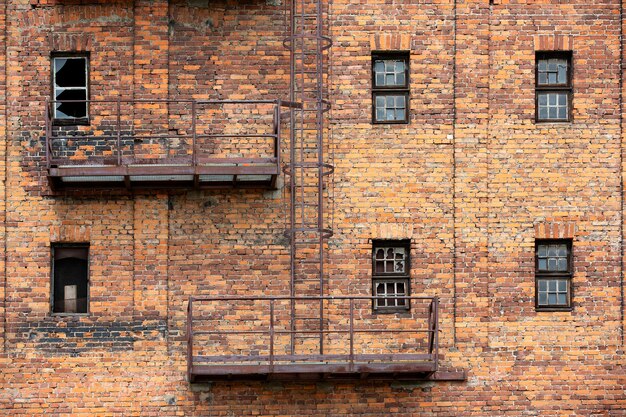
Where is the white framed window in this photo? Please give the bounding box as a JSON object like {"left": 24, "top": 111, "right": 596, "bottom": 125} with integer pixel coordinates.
{"left": 52, "top": 54, "right": 89, "bottom": 123}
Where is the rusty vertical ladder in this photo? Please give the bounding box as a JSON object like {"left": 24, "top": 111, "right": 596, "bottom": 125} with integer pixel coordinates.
{"left": 284, "top": 0, "right": 333, "bottom": 355}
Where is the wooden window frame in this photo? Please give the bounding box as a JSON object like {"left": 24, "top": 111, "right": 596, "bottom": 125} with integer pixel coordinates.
{"left": 535, "top": 51, "right": 573, "bottom": 123}
{"left": 371, "top": 52, "right": 410, "bottom": 124}
{"left": 51, "top": 243, "right": 90, "bottom": 316}
{"left": 51, "top": 52, "right": 90, "bottom": 126}
{"left": 535, "top": 239, "right": 573, "bottom": 311}
{"left": 372, "top": 239, "right": 411, "bottom": 313}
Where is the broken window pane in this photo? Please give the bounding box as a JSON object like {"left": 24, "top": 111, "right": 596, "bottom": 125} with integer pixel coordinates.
{"left": 373, "top": 245, "right": 408, "bottom": 274}
{"left": 53, "top": 56, "right": 88, "bottom": 121}
{"left": 373, "top": 279, "right": 409, "bottom": 309}
{"left": 372, "top": 241, "right": 410, "bottom": 311}
{"left": 55, "top": 89, "right": 87, "bottom": 119}
{"left": 55, "top": 58, "right": 86, "bottom": 87}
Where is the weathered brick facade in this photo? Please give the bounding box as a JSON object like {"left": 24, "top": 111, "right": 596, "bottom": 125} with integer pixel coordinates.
{"left": 1, "top": 0, "right": 626, "bottom": 415}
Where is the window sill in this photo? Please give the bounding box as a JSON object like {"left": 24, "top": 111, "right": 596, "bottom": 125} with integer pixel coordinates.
{"left": 50, "top": 312, "right": 90, "bottom": 317}
{"left": 535, "top": 119, "right": 572, "bottom": 124}
{"left": 372, "top": 120, "right": 409, "bottom": 125}
{"left": 535, "top": 307, "right": 573, "bottom": 312}
{"left": 372, "top": 308, "right": 411, "bottom": 315}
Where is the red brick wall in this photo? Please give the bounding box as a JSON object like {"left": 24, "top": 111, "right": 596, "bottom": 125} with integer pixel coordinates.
{"left": 1, "top": 0, "right": 626, "bottom": 415}
{"left": 0, "top": 0, "right": 6, "bottom": 356}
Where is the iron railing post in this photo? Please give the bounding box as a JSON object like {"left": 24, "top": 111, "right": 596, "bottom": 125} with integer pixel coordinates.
{"left": 349, "top": 298, "right": 354, "bottom": 372}
{"left": 187, "top": 297, "right": 193, "bottom": 382}
{"left": 319, "top": 294, "right": 324, "bottom": 355}
{"left": 427, "top": 299, "right": 433, "bottom": 355}
{"left": 116, "top": 98, "right": 121, "bottom": 166}
{"left": 275, "top": 100, "right": 281, "bottom": 168}
{"left": 191, "top": 101, "right": 197, "bottom": 167}
{"left": 45, "top": 99, "right": 51, "bottom": 169}
{"left": 434, "top": 297, "right": 439, "bottom": 371}
{"left": 269, "top": 299, "right": 275, "bottom": 373}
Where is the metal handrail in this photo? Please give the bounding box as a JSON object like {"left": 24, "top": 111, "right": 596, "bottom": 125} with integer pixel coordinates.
{"left": 48, "top": 98, "right": 302, "bottom": 105}
{"left": 190, "top": 295, "right": 437, "bottom": 301}
{"left": 187, "top": 295, "right": 439, "bottom": 380}
{"left": 45, "top": 98, "right": 298, "bottom": 168}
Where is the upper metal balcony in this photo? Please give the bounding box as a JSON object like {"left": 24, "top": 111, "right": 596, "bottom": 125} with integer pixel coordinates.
{"left": 45, "top": 99, "right": 298, "bottom": 190}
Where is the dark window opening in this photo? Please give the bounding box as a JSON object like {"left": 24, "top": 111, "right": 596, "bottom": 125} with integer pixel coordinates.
{"left": 52, "top": 55, "right": 89, "bottom": 123}
{"left": 372, "top": 53, "right": 409, "bottom": 124}
{"left": 536, "top": 52, "right": 572, "bottom": 122}
{"left": 52, "top": 244, "right": 89, "bottom": 314}
{"left": 535, "top": 239, "right": 572, "bottom": 310}
{"left": 372, "top": 240, "right": 410, "bottom": 312}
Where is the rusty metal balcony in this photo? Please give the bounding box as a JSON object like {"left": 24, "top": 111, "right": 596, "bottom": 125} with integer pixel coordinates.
{"left": 187, "top": 295, "right": 464, "bottom": 382}
{"left": 45, "top": 99, "right": 298, "bottom": 190}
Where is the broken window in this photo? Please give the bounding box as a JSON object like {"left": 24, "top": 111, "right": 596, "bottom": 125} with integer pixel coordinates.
{"left": 372, "top": 240, "right": 410, "bottom": 311}
{"left": 52, "top": 55, "right": 89, "bottom": 123}
{"left": 52, "top": 244, "right": 89, "bottom": 314}
{"left": 536, "top": 240, "right": 572, "bottom": 310}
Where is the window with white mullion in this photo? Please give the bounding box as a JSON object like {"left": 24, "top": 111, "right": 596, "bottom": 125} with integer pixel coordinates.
{"left": 537, "top": 278, "right": 569, "bottom": 306}
{"left": 537, "top": 92, "right": 568, "bottom": 120}
{"left": 52, "top": 56, "right": 89, "bottom": 121}
{"left": 372, "top": 52, "right": 409, "bottom": 124}
{"left": 375, "top": 94, "right": 407, "bottom": 122}
{"left": 535, "top": 240, "right": 572, "bottom": 310}
{"left": 374, "top": 59, "right": 406, "bottom": 87}
{"left": 536, "top": 52, "right": 572, "bottom": 122}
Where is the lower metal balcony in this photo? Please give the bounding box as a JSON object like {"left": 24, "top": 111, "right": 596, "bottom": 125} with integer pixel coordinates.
{"left": 45, "top": 99, "right": 297, "bottom": 190}
{"left": 187, "top": 296, "right": 465, "bottom": 382}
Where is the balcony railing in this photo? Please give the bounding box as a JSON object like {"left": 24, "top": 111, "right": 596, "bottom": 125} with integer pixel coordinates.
{"left": 187, "top": 295, "right": 445, "bottom": 382}
{"left": 45, "top": 98, "right": 298, "bottom": 190}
